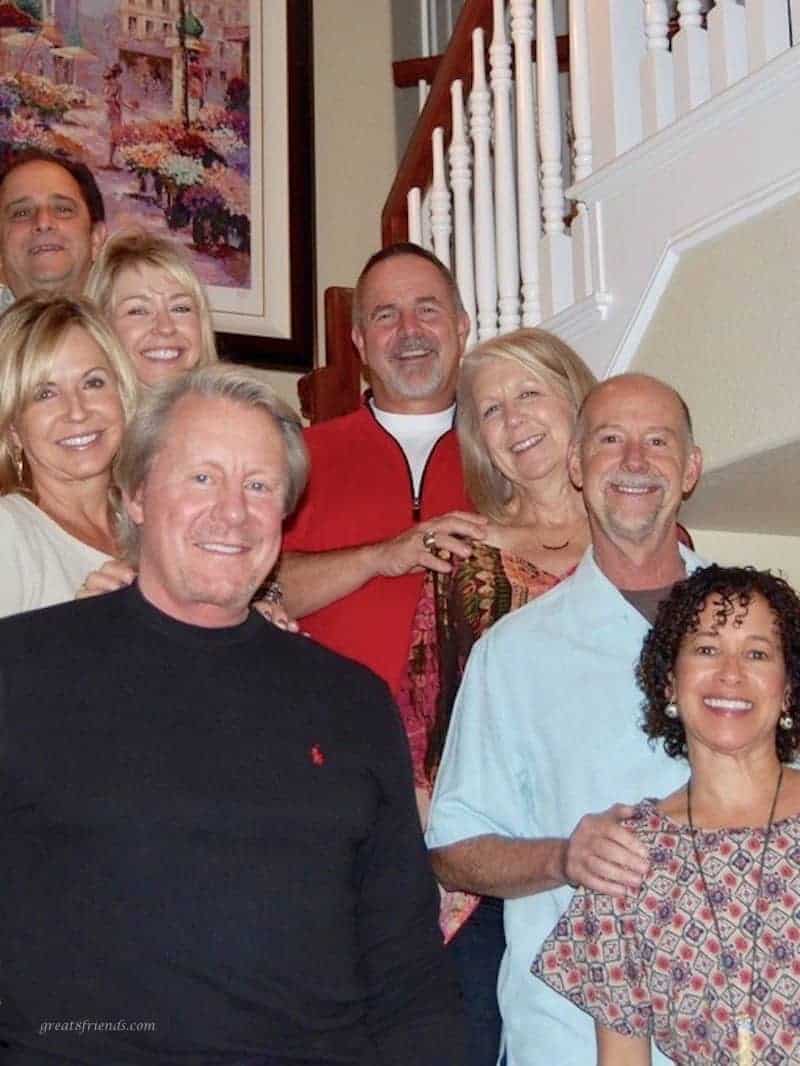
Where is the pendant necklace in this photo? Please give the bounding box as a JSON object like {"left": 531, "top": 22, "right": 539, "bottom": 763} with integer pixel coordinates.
{"left": 686, "top": 765, "right": 784, "bottom": 1066}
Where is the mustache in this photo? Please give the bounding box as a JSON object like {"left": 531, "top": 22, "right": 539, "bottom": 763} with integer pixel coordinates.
{"left": 390, "top": 335, "right": 439, "bottom": 359}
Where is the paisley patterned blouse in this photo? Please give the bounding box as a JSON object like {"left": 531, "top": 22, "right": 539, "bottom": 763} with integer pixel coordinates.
{"left": 397, "top": 541, "right": 570, "bottom": 941}
{"left": 532, "top": 799, "right": 800, "bottom": 1064}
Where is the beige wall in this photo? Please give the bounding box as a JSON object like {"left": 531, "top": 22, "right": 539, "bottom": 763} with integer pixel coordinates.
{"left": 262, "top": 0, "right": 397, "bottom": 413}
{"left": 632, "top": 194, "right": 800, "bottom": 474}
{"left": 689, "top": 530, "right": 800, "bottom": 592}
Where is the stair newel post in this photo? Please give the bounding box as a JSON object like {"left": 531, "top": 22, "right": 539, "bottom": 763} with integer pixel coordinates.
{"left": 537, "top": 0, "right": 573, "bottom": 318}
{"left": 490, "top": 0, "right": 521, "bottom": 332}
{"left": 407, "top": 187, "right": 423, "bottom": 245}
{"left": 641, "top": 0, "right": 675, "bottom": 135}
{"left": 584, "top": 0, "right": 644, "bottom": 169}
{"left": 745, "top": 1, "right": 790, "bottom": 71}
{"left": 707, "top": 0, "right": 747, "bottom": 94}
{"left": 673, "top": 1, "right": 711, "bottom": 116}
{"left": 569, "top": 0, "right": 594, "bottom": 300}
{"left": 449, "top": 79, "right": 477, "bottom": 349}
{"left": 509, "top": 0, "right": 541, "bottom": 327}
{"left": 430, "top": 126, "right": 453, "bottom": 267}
{"left": 470, "top": 27, "right": 498, "bottom": 341}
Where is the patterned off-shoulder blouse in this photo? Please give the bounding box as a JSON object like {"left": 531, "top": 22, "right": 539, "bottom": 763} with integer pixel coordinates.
{"left": 532, "top": 799, "right": 800, "bottom": 1064}
{"left": 397, "top": 541, "right": 570, "bottom": 941}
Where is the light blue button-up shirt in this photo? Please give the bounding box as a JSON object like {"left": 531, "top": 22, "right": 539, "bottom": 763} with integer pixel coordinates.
{"left": 427, "top": 546, "right": 705, "bottom": 1066}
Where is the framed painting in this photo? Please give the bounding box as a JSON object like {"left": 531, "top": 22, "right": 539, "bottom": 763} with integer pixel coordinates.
{"left": 0, "top": 0, "right": 315, "bottom": 370}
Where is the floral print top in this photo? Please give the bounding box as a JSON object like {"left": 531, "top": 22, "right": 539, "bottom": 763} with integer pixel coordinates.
{"left": 532, "top": 799, "right": 800, "bottom": 1064}
{"left": 397, "top": 541, "right": 569, "bottom": 941}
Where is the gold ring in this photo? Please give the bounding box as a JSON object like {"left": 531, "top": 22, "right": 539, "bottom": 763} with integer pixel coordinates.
{"left": 422, "top": 529, "right": 438, "bottom": 552}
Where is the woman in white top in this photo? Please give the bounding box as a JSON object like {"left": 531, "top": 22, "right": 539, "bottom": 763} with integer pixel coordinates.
{"left": 0, "top": 294, "right": 138, "bottom": 616}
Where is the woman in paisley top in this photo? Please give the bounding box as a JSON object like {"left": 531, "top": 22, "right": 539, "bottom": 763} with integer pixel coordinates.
{"left": 534, "top": 565, "right": 800, "bottom": 1066}
{"left": 398, "top": 327, "right": 597, "bottom": 1066}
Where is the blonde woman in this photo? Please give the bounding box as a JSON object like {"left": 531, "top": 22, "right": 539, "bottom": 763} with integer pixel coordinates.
{"left": 0, "top": 294, "right": 138, "bottom": 616}
{"left": 85, "top": 227, "right": 217, "bottom": 387}
{"left": 397, "top": 327, "right": 597, "bottom": 1066}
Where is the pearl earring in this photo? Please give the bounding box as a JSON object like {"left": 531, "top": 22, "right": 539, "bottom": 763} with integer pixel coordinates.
{"left": 779, "top": 713, "right": 793, "bottom": 731}
{"left": 664, "top": 701, "right": 679, "bottom": 720}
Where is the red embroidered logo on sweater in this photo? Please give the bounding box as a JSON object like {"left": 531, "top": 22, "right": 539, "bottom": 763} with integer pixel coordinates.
{"left": 310, "top": 744, "right": 325, "bottom": 766}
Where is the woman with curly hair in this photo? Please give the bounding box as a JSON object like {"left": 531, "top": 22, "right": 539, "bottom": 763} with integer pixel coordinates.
{"left": 534, "top": 564, "right": 800, "bottom": 1066}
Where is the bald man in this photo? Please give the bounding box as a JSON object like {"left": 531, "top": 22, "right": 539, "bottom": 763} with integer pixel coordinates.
{"left": 427, "top": 374, "right": 706, "bottom": 1065}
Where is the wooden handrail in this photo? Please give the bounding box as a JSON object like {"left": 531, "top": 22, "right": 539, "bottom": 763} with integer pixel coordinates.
{"left": 297, "top": 287, "right": 362, "bottom": 423}
{"left": 393, "top": 35, "right": 569, "bottom": 90}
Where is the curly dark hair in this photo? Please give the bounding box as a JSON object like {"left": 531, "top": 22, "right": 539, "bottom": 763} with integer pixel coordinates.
{"left": 637, "top": 565, "right": 800, "bottom": 762}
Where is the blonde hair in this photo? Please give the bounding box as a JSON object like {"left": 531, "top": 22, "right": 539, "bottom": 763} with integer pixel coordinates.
{"left": 115, "top": 365, "right": 308, "bottom": 563}
{"left": 457, "top": 328, "right": 597, "bottom": 520}
{"left": 85, "top": 227, "right": 218, "bottom": 370}
{"left": 0, "top": 294, "right": 139, "bottom": 495}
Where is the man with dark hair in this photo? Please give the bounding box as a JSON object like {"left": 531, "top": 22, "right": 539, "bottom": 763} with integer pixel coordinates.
{"left": 0, "top": 364, "right": 466, "bottom": 1066}
{"left": 428, "top": 373, "right": 706, "bottom": 1065}
{"left": 0, "top": 149, "right": 106, "bottom": 305}
{"left": 281, "top": 242, "right": 486, "bottom": 694}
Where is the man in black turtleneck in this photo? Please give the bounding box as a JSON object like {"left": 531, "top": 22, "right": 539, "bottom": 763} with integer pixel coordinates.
{"left": 0, "top": 366, "right": 465, "bottom": 1066}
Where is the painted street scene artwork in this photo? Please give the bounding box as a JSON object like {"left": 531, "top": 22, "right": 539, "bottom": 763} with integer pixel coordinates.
{"left": 0, "top": 0, "right": 252, "bottom": 290}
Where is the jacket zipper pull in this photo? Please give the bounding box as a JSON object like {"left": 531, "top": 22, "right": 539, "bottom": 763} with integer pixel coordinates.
{"left": 412, "top": 496, "right": 421, "bottom": 522}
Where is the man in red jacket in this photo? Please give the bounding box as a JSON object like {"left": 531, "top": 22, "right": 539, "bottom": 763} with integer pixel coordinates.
{"left": 282, "top": 243, "right": 486, "bottom": 693}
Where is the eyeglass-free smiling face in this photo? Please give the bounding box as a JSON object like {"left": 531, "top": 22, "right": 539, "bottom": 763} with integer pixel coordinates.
{"left": 0, "top": 160, "right": 105, "bottom": 298}
{"left": 11, "top": 325, "right": 124, "bottom": 494}
{"left": 110, "top": 264, "right": 203, "bottom": 387}
{"left": 127, "top": 393, "right": 288, "bottom": 627}
{"left": 671, "top": 592, "right": 791, "bottom": 762}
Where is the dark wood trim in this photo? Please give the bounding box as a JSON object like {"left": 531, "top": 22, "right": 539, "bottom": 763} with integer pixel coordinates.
{"left": 298, "top": 287, "right": 361, "bottom": 423}
{"left": 393, "top": 34, "right": 569, "bottom": 89}
{"left": 216, "top": 0, "right": 316, "bottom": 372}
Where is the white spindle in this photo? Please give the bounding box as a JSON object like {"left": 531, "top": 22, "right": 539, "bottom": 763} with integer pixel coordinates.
{"left": 707, "top": 0, "right": 747, "bottom": 94}
{"left": 510, "top": 0, "right": 541, "bottom": 326}
{"left": 420, "top": 0, "right": 431, "bottom": 57}
{"left": 421, "top": 186, "right": 433, "bottom": 251}
{"left": 569, "top": 0, "right": 593, "bottom": 182}
{"left": 490, "top": 0, "right": 520, "bottom": 332}
{"left": 569, "top": 0, "right": 593, "bottom": 299}
{"left": 673, "top": 1, "right": 711, "bottom": 116}
{"left": 430, "top": 127, "right": 452, "bottom": 268}
{"left": 641, "top": 0, "right": 675, "bottom": 135}
{"left": 430, "top": 1, "right": 439, "bottom": 55}
{"left": 537, "top": 0, "right": 573, "bottom": 318}
{"left": 746, "top": 2, "right": 790, "bottom": 71}
{"left": 407, "top": 187, "right": 423, "bottom": 246}
{"left": 445, "top": 0, "right": 454, "bottom": 41}
{"left": 469, "top": 28, "right": 498, "bottom": 341}
{"left": 793, "top": 1, "right": 800, "bottom": 47}
{"left": 449, "top": 80, "right": 477, "bottom": 348}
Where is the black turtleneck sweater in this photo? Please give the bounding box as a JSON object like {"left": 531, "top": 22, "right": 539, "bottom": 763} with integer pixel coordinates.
{"left": 0, "top": 585, "right": 464, "bottom": 1065}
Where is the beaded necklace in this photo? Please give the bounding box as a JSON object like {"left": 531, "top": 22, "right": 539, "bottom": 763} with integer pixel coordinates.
{"left": 686, "top": 765, "right": 783, "bottom": 1066}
